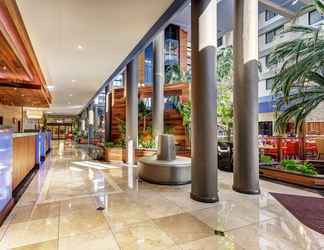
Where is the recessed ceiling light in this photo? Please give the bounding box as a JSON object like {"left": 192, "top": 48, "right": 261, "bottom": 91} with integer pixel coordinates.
{"left": 72, "top": 79, "right": 77, "bottom": 83}
{"left": 77, "top": 44, "right": 84, "bottom": 50}
{"left": 69, "top": 94, "right": 73, "bottom": 97}
{"left": 2, "top": 66, "right": 7, "bottom": 70}
{"left": 14, "top": 87, "right": 17, "bottom": 90}
{"left": 47, "top": 85, "right": 55, "bottom": 91}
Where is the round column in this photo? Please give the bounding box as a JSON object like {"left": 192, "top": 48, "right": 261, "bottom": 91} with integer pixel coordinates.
{"left": 190, "top": 0, "right": 219, "bottom": 203}
{"left": 126, "top": 59, "right": 139, "bottom": 164}
{"left": 233, "top": 0, "right": 260, "bottom": 194}
{"left": 152, "top": 31, "right": 165, "bottom": 141}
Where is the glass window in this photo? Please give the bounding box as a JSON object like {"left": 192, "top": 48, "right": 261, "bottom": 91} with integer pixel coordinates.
{"left": 259, "top": 121, "right": 273, "bottom": 136}
{"left": 144, "top": 43, "right": 153, "bottom": 84}
{"left": 217, "top": 37, "right": 223, "bottom": 47}
{"left": 309, "top": 10, "right": 324, "bottom": 25}
{"left": 265, "top": 25, "right": 283, "bottom": 44}
{"left": 265, "top": 10, "right": 278, "bottom": 21}
{"left": 266, "top": 78, "right": 274, "bottom": 90}
{"left": 165, "top": 24, "right": 179, "bottom": 67}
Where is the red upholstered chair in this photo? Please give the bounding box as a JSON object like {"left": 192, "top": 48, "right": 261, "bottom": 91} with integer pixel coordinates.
{"left": 282, "top": 141, "right": 299, "bottom": 159}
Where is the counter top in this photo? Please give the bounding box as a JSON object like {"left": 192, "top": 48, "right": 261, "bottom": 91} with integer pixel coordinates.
{"left": 13, "top": 132, "right": 38, "bottom": 138}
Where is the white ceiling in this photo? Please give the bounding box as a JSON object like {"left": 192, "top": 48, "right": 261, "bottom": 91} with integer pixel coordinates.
{"left": 17, "top": 0, "right": 174, "bottom": 115}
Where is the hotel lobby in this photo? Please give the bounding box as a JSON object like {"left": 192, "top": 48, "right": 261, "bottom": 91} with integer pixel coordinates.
{"left": 0, "top": 0, "right": 324, "bottom": 249}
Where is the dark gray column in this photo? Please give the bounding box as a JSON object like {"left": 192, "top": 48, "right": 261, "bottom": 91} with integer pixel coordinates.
{"left": 104, "top": 85, "right": 112, "bottom": 142}
{"left": 233, "top": 0, "right": 260, "bottom": 194}
{"left": 152, "top": 31, "right": 165, "bottom": 140}
{"left": 126, "top": 59, "right": 139, "bottom": 164}
{"left": 190, "top": 0, "right": 218, "bottom": 203}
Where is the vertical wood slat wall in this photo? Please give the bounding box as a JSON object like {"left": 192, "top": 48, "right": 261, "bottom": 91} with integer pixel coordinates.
{"left": 12, "top": 135, "right": 36, "bottom": 190}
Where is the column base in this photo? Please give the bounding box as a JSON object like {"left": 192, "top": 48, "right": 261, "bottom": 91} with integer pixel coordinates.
{"left": 232, "top": 185, "right": 260, "bottom": 195}
{"left": 190, "top": 192, "right": 219, "bottom": 203}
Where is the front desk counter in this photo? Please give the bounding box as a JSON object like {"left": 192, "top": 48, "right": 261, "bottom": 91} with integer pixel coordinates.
{"left": 12, "top": 133, "right": 37, "bottom": 190}
{"left": 0, "top": 131, "right": 52, "bottom": 224}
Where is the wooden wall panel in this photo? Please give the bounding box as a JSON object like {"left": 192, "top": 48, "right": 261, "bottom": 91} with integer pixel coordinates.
{"left": 12, "top": 135, "right": 36, "bottom": 190}
{"left": 110, "top": 83, "right": 190, "bottom": 145}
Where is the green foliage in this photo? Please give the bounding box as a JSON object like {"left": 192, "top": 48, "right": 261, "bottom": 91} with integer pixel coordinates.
{"left": 217, "top": 47, "right": 233, "bottom": 82}
{"left": 280, "top": 160, "right": 318, "bottom": 176}
{"left": 270, "top": 0, "right": 324, "bottom": 133}
{"left": 139, "top": 137, "right": 156, "bottom": 148}
{"left": 164, "top": 125, "right": 173, "bottom": 134}
{"left": 260, "top": 155, "right": 273, "bottom": 164}
{"left": 138, "top": 100, "right": 151, "bottom": 118}
{"left": 116, "top": 119, "right": 126, "bottom": 147}
{"left": 165, "top": 64, "right": 190, "bottom": 83}
{"left": 217, "top": 83, "right": 233, "bottom": 140}
{"left": 178, "top": 101, "right": 192, "bottom": 130}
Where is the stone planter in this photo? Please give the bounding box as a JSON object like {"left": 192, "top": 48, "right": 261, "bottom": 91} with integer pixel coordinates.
{"left": 259, "top": 164, "right": 324, "bottom": 189}
{"left": 104, "top": 147, "right": 126, "bottom": 162}
{"left": 104, "top": 147, "right": 157, "bottom": 163}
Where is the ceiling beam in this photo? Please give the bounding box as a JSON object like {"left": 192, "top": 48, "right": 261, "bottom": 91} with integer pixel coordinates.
{"left": 259, "top": 0, "right": 295, "bottom": 18}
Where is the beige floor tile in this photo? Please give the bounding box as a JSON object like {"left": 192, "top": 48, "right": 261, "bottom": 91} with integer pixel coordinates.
{"left": 6, "top": 206, "right": 33, "bottom": 224}
{"left": 226, "top": 218, "right": 311, "bottom": 250}
{"left": 31, "top": 202, "right": 60, "bottom": 221}
{"left": 103, "top": 202, "right": 150, "bottom": 232}
{"left": 114, "top": 221, "right": 175, "bottom": 250}
{"left": 160, "top": 191, "right": 217, "bottom": 212}
{"left": 58, "top": 229, "right": 119, "bottom": 250}
{"left": 12, "top": 240, "right": 58, "bottom": 250}
{"left": 179, "top": 236, "right": 243, "bottom": 250}
{"left": 190, "top": 198, "right": 279, "bottom": 232}
{"left": 154, "top": 213, "right": 214, "bottom": 245}
{"left": 59, "top": 209, "right": 109, "bottom": 237}
{"left": 133, "top": 193, "right": 184, "bottom": 219}
{"left": 0, "top": 217, "right": 59, "bottom": 249}
{"left": 60, "top": 197, "right": 97, "bottom": 215}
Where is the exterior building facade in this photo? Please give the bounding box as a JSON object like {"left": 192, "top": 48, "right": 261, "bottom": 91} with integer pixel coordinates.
{"left": 219, "top": 8, "right": 324, "bottom": 136}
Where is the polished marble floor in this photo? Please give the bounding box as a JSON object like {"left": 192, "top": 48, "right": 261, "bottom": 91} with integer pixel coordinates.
{"left": 0, "top": 141, "right": 323, "bottom": 250}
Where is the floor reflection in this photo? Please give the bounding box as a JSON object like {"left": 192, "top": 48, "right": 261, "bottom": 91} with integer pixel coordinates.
{"left": 0, "top": 140, "right": 323, "bottom": 250}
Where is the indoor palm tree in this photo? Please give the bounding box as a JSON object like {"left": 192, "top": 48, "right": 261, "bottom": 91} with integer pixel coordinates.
{"left": 269, "top": 0, "right": 324, "bottom": 133}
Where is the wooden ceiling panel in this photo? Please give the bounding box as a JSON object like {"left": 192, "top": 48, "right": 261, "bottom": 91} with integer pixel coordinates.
{"left": 0, "top": 0, "right": 51, "bottom": 107}
{"left": 0, "top": 86, "right": 49, "bottom": 107}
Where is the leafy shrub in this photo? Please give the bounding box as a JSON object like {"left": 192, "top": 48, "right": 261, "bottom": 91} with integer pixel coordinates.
{"left": 280, "top": 160, "right": 318, "bottom": 176}
{"left": 260, "top": 155, "right": 273, "bottom": 164}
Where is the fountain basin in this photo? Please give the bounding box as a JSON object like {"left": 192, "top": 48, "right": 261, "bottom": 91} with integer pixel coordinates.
{"left": 138, "top": 155, "right": 191, "bottom": 185}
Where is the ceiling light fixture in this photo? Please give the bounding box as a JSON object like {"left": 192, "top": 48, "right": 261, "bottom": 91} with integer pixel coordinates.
{"left": 77, "top": 44, "right": 84, "bottom": 50}
{"left": 72, "top": 79, "right": 77, "bottom": 83}
{"left": 69, "top": 94, "right": 73, "bottom": 97}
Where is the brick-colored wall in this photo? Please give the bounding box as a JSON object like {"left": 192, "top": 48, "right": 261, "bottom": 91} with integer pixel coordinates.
{"left": 0, "top": 104, "right": 22, "bottom": 132}
{"left": 179, "top": 29, "right": 188, "bottom": 73}
{"left": 138, "top": 52, "right": 145, "bottom": 84}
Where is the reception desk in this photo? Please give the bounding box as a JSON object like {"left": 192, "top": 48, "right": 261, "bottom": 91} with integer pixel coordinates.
{"left": 0, "top": 130, "right": 51, "bottom": 224}
{"left": 12, "top": 133, "right": 37, "bottom": 190}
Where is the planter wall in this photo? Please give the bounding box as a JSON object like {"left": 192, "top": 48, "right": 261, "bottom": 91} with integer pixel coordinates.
{"left": 104, "top": 147, "right": 126, "bottom": 162}
{"left": 104, "top": 147, "right": 157, "bottom": 163}
{"left": 259, "top": 165, "right": 324, "bottom": 189}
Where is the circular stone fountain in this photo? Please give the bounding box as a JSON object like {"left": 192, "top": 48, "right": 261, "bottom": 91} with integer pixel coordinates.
{"left": 138, "top": 134, "right": 191, "bottom": 185}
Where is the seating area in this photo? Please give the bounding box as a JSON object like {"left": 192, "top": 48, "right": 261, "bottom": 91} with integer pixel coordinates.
{"left": 259, "top": 136, "right": 324, "bottom": 161}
